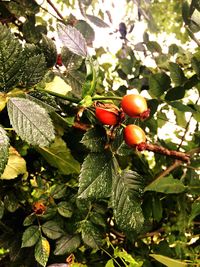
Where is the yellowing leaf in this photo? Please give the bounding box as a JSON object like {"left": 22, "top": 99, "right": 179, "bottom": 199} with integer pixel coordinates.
{"left": 0, "top": 93, "right": 7, "bottom": 112}
{"left": 1, "top": 147, "right": 27, "bottom": 179}
{"left": 45, "top": 76, "right": 72, "bottom": 95}
{"left": 150, "top": 254, "right": 188, "bottom": 267}
{"left": 35, "top": 237, "right": 50, "bottom": 267}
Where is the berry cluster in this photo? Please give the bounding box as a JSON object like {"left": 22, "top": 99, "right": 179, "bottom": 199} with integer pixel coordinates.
{"left": 95, "top": 94, "right": 150, "bottom": 148}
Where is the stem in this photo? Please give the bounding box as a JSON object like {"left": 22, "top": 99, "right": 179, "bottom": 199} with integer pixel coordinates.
{"left": 37, "top": 89, "right": 80, "bottom": 103}
{"left": 101, "top": 248, "right": 121, "bottom": 267}
{"left": 46, "top": 0, "right": 65, "bottom": 21}
{"left": 92, "top": 96, "right": 122, "bottom": 101}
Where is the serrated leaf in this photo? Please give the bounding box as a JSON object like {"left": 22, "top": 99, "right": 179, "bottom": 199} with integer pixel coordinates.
{"left": 169, "top": 62, "right": 187, "bottom": 86}
{"left": 0, "top": 125, "right": 9, "bottom": 177}
{"left": 81, "top": 127, "right": 107, "bottom": 152}
{"left": 57, "top": 201, "right": 73, "bottom": 218}
{"left": 21, "top": 225, "right": 40, "bottom": 248}
{"left": 78, "top": 152, "right": 113, "bottom": 199}
{"left": 149, "top": 73, "right": 171, "bottom": 97}
{"left": 144, "top": 175, "right": 186, "bottom": 194}
{"left": 42, "top": 221, "right": 63, "bottom": 240}
{"left": 7, "top": 97, "right": 55, "bottom": 147}
{"left": 23, "top": 213, "right": 37, "bottom": 226}
{"left": 54, "top": 234, "right": 81, "bottom": 255}
{"left": 80, "top": 220, "right": 103, "bottom": 249}
{"left": 165, "top": 87, "right": 185, "bottom": 101}
{"left": 0, "top": 24, "right": 24, "bottom": 92}
{"left": 86, "top": 14, "right": 110, "bottom": 28}
{"left": 61, "top": 47, "right": 83, "bottom": 71}
{"left": 40, "top": 34, "right": 57, "bottom": 68}
{"left": 35, "top": 236, "right": 50, "bottom": 267}
{"left": 150, "top": 254, "right": 187, "bottom": 267}
{"left": 45, "top": 75, "right": 72, "bottom": 95}
{"left": 111, "top": 170, "right": 144, "bottom": 235}
{"left": 1, "top": 147, "right": 26, "bottom": 180}
{"left": 64, "top": 70, "right": 85, "bottom": 98}
{"left": 49, "top": 184, "right": 66, "bottom": 199}
{"left": 57, "top": 24, "right": 87, "bottom": 57}
{"left": 38, "top": 137, "right": 80, "bottom": 174}
{"left": 20, "top": 54, "right": 47, "bottom": 87}
{"left": 170, "top": 101, "right": 195, "bottom": 113}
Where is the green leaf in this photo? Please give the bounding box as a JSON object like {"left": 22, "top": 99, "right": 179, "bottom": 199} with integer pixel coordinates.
{"left": 78, "top": 152, "right": 113, "bottom": 199}
{"left": 152, "top": 195, "right": 163, "bottom": 222}
{"left": 20, "top": 54, "right": 47, "bottom": 87}
{"left": 4, "top": 192, "right": 19, "bottom": 212}
{"left": 39, "top": 34, "right": 57, "bottom": 68}
{"left": 105, "top": 259, "right": 115, "bottom": 267}
{"left": 150, "top": 254, "right": 187, "bottom": 267}
{"left": 146, "top": 41, "right": 162, "bottom": 53}
{"left": 169, "top": 101, "right": 195, "bottom": 113}
{"left": 149, "top": 73, "right": 171, "bottom": 97}
{"left": 7, "top": 97, "right": 55, "bottom": 147}
{"left": 54, "top": 234, "right": 81, "bottom": 255}
{"left": 144, "top": 175, "right": 186, "bottom": 194}
{"left": 191, "top": 56, "right": 200, "bottom": 77}
{"left": 49, "top": 184, "right": 66, "bottom": 199}
{"left": 114, "top": 248, "right": 142, "bottom": 266}
{"left": 0, "top": 24, "right": 23, "bottom": 92}
{"left": 61, "top": 47, "right": 83, "bottom": 71}
{"left": 42, "top": 220, "right": 63, "bottom": 240}
{"left": 111, "top": 170, "right": 144, "bottom": 235}
{"left": 165, "top": 87, "right": 185, "bottom": 101}
{"left": 38, "top": 137, "right": 80, "bottom": 175}
{"left": 169, "top": 62, "right": 187, "bottom": 86}
{"left": 182, "top": 1, "right": 190, "bottom": 25}
{"left": 189, "top": 200, "right": 200, "bottom": 224}
{"left": 64, "top": 70, "right": 85, "bottom": 98}
{"left": 35, "top": 236, "right": 50, "bottom": 267}
{"left": 57, "top": 201, "right": 73, "bottom": 218}
{"left": 81, "top": 127, "right": 107, "bottom": 152}
{"left": 80, "top": 220, "right": 103, "bottom": 249}
{"left": 21, "top": 225, "right": 40, "bottom": 248}
{"left": 0, "top": 125, "right": 9, "bottom": 177}
{"left": 0, "top": 200, "right": 4, "bottom": 219}
{"left": 168, "top": 44, "right": 179, "bottom": 55}
{"left": 23, "top": 214, "right": 37, "bottom": 226}
{"left": 1, "top": 147, "right": 26, "bottom": 180}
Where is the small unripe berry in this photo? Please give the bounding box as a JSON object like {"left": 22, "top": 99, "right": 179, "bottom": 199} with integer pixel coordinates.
{"left": 124, "top": 124, "right": 146, "bottom": 146}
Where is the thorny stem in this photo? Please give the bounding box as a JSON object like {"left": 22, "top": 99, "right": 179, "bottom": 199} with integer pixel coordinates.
{"left": 46, "top": 0, "right": 65, "bottom": 21}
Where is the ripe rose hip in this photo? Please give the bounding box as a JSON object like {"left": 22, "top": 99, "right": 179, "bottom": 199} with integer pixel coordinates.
{"left": 56, "top": 54, "right": 62, "bottom": 66}
{"left": 95, "top": 107, "right": 119, "bottom": 125}
{"left": 124, "top": 124, "right": 146, "bottom": 147}
{"left": 121, "top": 94, "right": 149, "bottom": 119}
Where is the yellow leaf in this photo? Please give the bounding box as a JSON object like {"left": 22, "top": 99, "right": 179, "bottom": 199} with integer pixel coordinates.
{"left": 0, "top": 93, "right": 7, "bottom": 112}
{"left": 1, "top": 147, "right": 27, "bottom": 179}
{"left": 45, "top": 76, "right": 72, "bottom": 95}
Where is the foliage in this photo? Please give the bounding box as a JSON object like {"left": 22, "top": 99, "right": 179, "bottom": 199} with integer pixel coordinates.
{"left": 0, "top": 0, "right": 199, "bottom": 266}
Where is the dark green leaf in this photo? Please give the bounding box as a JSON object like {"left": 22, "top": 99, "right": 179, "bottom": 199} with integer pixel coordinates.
{"left": 39, "top": 34, "right": 57, "bottom": 68}
{"left": 149, "top": 72, "right": 171, "bottom": 97}
{"left": 80, "top": 220, "right": 103, "bottom": 249}
{"left": 42, "top": 221, "right": 63, "bottom": 240}
{"left": 20, "top": 54, "right": 47, "bottom": 87}
{"left": 111, "top": 169, "right": 144, "bottom": 235}
{"left": 75, "top": 20, "right": 95, "bottom": 46}
{"left": 191, "top": 56, "right": 200, "bottom": 77}
{"left": 21, "top": 225, "right": 40, "bottom": 248}
{"left": 7, "top": 97, "right": 55, "bottom": 147}
{"left": 169, "top": 62, "right": 187, "bottom": 86}
{"left": 23, "top": 214, "right": 37, "bottom": 226}
{"left": 4, "top": 193, "right": 19, "bottom": 212}
{"left": 81, "top": 127, "right": 107, "bottom": 152}
{"left": 86, "top": 15, "right": 109, "bottom": 28}
{"left": 144, "top": 175, "right": 186, "bottom": 194}
{"left": 152, "top": 195, "right": 163, "bottom": 222}
{"left": 0, "top": 200, "right": 4, "bottom": 219}
{"left": 54, "top": 234, "right": 81, "bottom": 255}
{"left": 35, "top": 236, "right": 50, "bottom": 267}
{"left": 78, "top": 152, "right": 113, "bottom": 199}
{"left": 38, "top": 137, "right": 80, "bottom": 174}
{"left": 0, "top": 125, "right": 9, "bottom": 177}
{"left": 182, "top": 1, "right": 190, "bottom": 25}
{"left": 61, "top": 47, "right": 83, "bottom": 71}
{"left": 168, "top": 44, "right": 179, "bottom": 55}
{"left": 189, "top": 201, "right": 200, "bottom": 224}
{"left": 165, "top": 87, "right": 185, "bottom": 101}
{"left": 57, "top": 201, "right": 73, "bottom": 218}
{"left": 0, "top": 24, "right": 23, "bottom": 92}
{"left": 57, "top": 24, "right": 87, "bottom": 57}
{"left": 49, "top": 184, "right": 66, "bottom": 199}
{"left": 64, "top": 70, "right": 85, "bottom": 98}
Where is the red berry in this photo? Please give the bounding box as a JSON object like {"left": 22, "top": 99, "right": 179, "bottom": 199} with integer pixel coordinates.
{"left": 121, "top": 94, "right": 149, "bottom": 119}
{"left": 95, "top": 107, "right": 119, "bottom": 125}
{"left": 56, "top": 54, "right": 62, "bottom": 66}
{"left": 124, "top": 124, "right": 146, "bottom": 147}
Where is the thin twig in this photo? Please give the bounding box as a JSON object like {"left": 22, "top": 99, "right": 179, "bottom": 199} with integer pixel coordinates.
{"left": 185, "top": 25, "right": 200, "bottom": 47}
{"left": 46, "top": 0, "right": 65, "bottom": 21}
